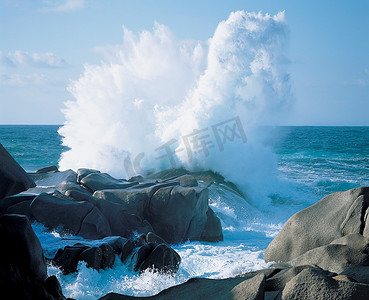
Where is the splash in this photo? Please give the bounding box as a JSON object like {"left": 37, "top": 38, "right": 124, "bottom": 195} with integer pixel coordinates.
{"left": 59, "top": 11, "right": 292, "bottom": 207}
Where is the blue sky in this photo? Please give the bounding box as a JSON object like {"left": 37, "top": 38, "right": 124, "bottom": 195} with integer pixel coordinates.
{"left": 0, "top": 0, "right": 368, "bottom": 125}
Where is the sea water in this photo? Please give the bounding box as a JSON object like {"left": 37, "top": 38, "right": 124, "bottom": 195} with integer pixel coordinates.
{"left": 1, "top": 125, "right": 368, "bottom": 299}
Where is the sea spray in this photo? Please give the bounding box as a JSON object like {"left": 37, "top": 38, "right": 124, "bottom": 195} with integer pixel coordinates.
{"left": 59, "top": 11, "right": 292, "bottom": 208}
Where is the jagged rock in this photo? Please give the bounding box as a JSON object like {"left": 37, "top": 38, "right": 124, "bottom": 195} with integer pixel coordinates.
{"left": 80, "top": 172, "right": 138, "bottom": 192}
{"left": 35, "top": 165, "right": 59, "bottom": 174}
{"left": 280, "top": 267, "right": 369, "bottom": 300}
{"left": 0, "top": 143, "right": 35, "bottom": 199}
{"left": 290, "top": 234, "right": 369, "bottom": 273}
{"left": 200, "top": 207, "right": 223, "bottom": 242}
{"left": 0, "top": 214, "right": 66, "bottom": 299}
{"left": 265, "top": 187, "right": 369, "bottom": 263}
{"left": 30, "top": 193, "right": 94, "bottom": 235}
{"left": 139, "top": 244, "right": 181, "bottom": 273}
{"left": 340, "top": 265, "right": 369, "bottom": 284}
{"left": 176, "top": 174, "right": 198, "bottom": 187}
{"left": 99, "top": 273, "right": 266, "bottom": 300}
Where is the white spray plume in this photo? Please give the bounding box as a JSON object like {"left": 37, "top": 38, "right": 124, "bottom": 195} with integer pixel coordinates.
{"left": 59, "top": 11, "right": 292, "bottom": 207}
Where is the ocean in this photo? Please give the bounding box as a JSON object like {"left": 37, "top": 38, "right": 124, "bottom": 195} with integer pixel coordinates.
{"left": 1, "top": 125, "right": 368, "bottom": 299}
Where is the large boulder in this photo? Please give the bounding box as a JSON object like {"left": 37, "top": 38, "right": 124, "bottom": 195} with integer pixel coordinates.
{"left": 30, "top": 193, "right": 94, "bottom": 236}
{"left": 0, "top": 214, "right": 66, "bottom": 299}
{"left": 80, "top": 172, "right": 138, "bottom": 192}
{"left": 280, "top": 267, "right": 369, "bottom": 300}
{"left": 265, "top": 187, "right": 369, "bottom": 263}
{"left": 0, "top": 144, "right": 35, "bottom": 199}
{"left": 290, "top": 233, "right": 369, "bottom": 273}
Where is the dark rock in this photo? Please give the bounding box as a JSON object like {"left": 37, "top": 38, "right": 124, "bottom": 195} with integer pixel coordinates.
{"left": 100, "top": 244, "right": 116, "bottom": 269}
{"left": 136, "top": 233, "right": 147, "bottom": 246}
{"left": 35, "top": 165, "right": 59, "bottom": 174}
{"left": 64, "top": 189, "right": 97, "bottom": 205}
{"left": 30, "top": 193, "right": 93, "bottom": 235}
{"left": 280, "top": 267, "right": 369, "bottom": 300}
{"left": 265, "top": 187, "right": 369, "bottom": 263}
{"left": 53, "top": 244, "right": 88, "bottom": 274}
{"left": 0, "top": 214, "right": 66, "bottom": 299}
{"left": 138, "top": 244, "right": 181, "bottom": 273}
{"left": 146, "top": 232, "right": 167, "bottom": 244}
{"left": 340, "top": 265, "right": 369, "bottom": 284}
{"left": 133, "top": 243, "right": 157, "bottom": 272}
{"left": 78, "top": 207, "right": 112, "bottom": 239}
{"left": 120, "top": 239, "right": 136, "bottom": 263}
{"left": 79, "top": 247, "right": 103, "bottom": 270}
{"left": 6, "top": 199, "right": 33, "bottom": 217}
{"left": 44, "top": 275, "right": 66, "bottom": 300}
{"left": 200, "top": 207, "right": 223, "bottom": 242}
{"left": 0, "top": 143, "right": 35, "bottom": 199}
{"left": 0, "top": 194, "right": 35, "bottom": 215}
{"left": 96, "top": 198, "right": 152, "bottom": 238}
{"left": 80, "top": 173, "right": 137, "bottom": 192}
{"left": 0, "top": 214, "right": 46, "bottom": 282}
{"left": 290, "top": 233, "right": 369, "bottom": 273}
{"left": 103, "top": 236, "right": 129, "bottom": 255}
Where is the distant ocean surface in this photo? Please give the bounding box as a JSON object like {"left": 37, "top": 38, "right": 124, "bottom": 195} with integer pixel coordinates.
{"left": 1, "top": 125, "right": 368, "bottom": 198}
{"left": 1, "top": 125, "right": 369, "bottom": 299}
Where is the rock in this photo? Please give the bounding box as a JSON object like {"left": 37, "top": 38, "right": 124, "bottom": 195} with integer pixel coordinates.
{"left": 30, "top": 193, "right": 94, "bottom": 235}
{"left": 6, "top": 199, "right": 33, "bottom": 217}
{"left": 290, "top": 234, "right": 369, "bottom": 273}
{"left": 265, "top": 187, "right": 369, "bottom": 263}
{"left": 177, "top": 175, "right": 198, "bottom": 187}
{"left": 0, "top": 194, "right": 35, "bottom": 215}
{"left": 96, "top": 198, "right": 152, "bottom": 238}
{"left": 79, "top": 247, "right": 103, "bottom": 270}
{"left": 280, "top": 267, "right": 369, "bottom": 300}
{"left": 133, "top": 243, "right": 157, "bottom": 272}
{"left": 340, "top": 265, "right": 369, "bottom": 284}
{"left": 200, "top": 207, "right": 223, "bottom": 242}
{"left": 53, "top": 244, "right": 88, "bottom": 274}
{"left": 138, "top": 244, "right": 181, "bottom": 273}
{"left": 44, "top": 275, "right": 66, "bottom": 300}
{"left": 103, "top": 236, "right": 129, "bottom": 255}
{"left": 145, "top": 186, "right": 210, "bottom": 243}
{"left": 0, "top": 214, "right": 46, "bottom": 282}
{"left": 77, "top": 168, "right": 101, "bottom": 184}
{"left": 266, "top": 265, "right": 333, "bottom": 291}
{"left": 120, "top": 239, "right": 136, "bottom": 263}
{"left": 80, "top": 172, "right": 138, "bottom": 192}
{"left": 64, "top": 189, "right": 98, "bottom": 205}
{"left": 146, "top": 232, "right": 167, "bottom": 244}
{"left": 0, "top": 214, "right": 66, "bottom": 299}
{"left": 79, "top": 207, "right": 112, "bottom": 239}
{"left": 99, "top": 273, "right": 265, "bottom": 300}
{"left": 0, "top": 143, "right": 35, "bottom": 199}
{"left": 35, "top": 165, "right": 59, "bottom": 174}
{"left": 100, "top": 244, "right": 116, "bottom": 269}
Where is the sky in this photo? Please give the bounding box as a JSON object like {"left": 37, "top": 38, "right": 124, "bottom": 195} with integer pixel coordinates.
{"left": 0, "top": 0, "right": 368, "bottom": 125}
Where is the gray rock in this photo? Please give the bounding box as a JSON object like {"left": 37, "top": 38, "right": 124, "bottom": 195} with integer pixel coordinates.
{"left": 200, "top": 207, "right": 223, "bottom": 242}
{"left": 265, "top": 187, "right": 369, "bottom": 263}
{"left": 35, "top": 165, "right": 58, "bottom": 174}
{"left": 80, "top": 173, "right": 138, "bottom": 192}
{"left": 177, "top": 175, "right": 198, "bottom": 187}
{"left": 30, "top": 193, "right": 93, "bottom": 235}
{"left": 77, "top": 168, "right": 101, "bottom": 184}
{"left": 280, "top": 267, "right": 369, "bottom": 300}
{"left": 99, "top": 273, "right": 265, "bottom": 300}
{"left": 290, "top": 234, "right": 369, "bottom": 273}
{"left": 0, "top": 143, "right": 35, "bottom": 199}
{"left": 340, "top": 265, "right": 369, "bottom": 284}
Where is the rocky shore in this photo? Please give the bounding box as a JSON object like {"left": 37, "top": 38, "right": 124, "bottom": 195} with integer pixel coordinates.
{"left": 1, "top": 142, "right": 369, "bottom": 299}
